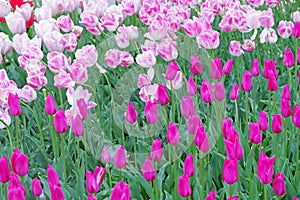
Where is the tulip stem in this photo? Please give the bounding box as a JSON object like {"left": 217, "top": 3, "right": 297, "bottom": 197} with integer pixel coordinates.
{"left": 60, "top": 134, "right": 67, "bottom": 185}
{"left": 206, "top": 103, "right": 210, "bottom": 131}
{"left": 275, "top": 134, "right": 279, "bottom": 170}
{"left": 245, "top": 92, "right": 249, "bottom": 133}
{"left": 3, "top": 183, "right": 7, "bottom": 199}
{"left": 273, "top": 91, "right": 276, "bottom": 113}
{"left": 50, "top": 116, "right": 59, "bottom": 163}
{"left": 0, "top": 119, "right": 13, "bottom": 153}
{"left": 77, "top": 138, "right": 80, "bottom": 171}
{"left": 235, "top": 100, "right": 239, "bottom": 129}
{"left": 283, "top": 119, "right": 287, "bottom": 159}
{"left": 264, "top": 184, "right": 267, "bottom": 200}
{"left": 106, "top": 163, "right": 112, "bottom": 188}
{"left": 296, "top": 128, "right": 299, "bottom": 184}
{"left": 229, "top": 184, "right": 233, "bottom": 197}
{"left": 154, "top": 178, "right": 159, "bottom": 200}
{"left": 150, "top": 181, "right": 155, "bottom": 200}
{"left": 173, "top": 146, "right": 178, "bottom": 199}
{"left": 200, "top": 154, "right": 204, "bottom": 195}
{"left": 15, "top": 116, "right": 21, "bottom": 150}
{"left": 287, "top": 68, "right": 292, "bottom": 91}
{"left": 295, "top": 38, "right": 298, "bottom": 89}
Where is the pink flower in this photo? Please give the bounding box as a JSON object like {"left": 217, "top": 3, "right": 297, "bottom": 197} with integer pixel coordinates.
{"left": 125, "top": 102, "right": 138, "bottom": 125}
{"left": 186, "top": 76, "right": 197, "bottom": 96}
{"left": 80, "top": 12, "right": 99, "bottom": 27}
{"left": 214, "top": 82, "right": 225, "bottom": 101}
{"left": 101, "top": 12, "right": 119, "bottom": 32}
{"left": 53, "top": 109, "right": 68, "bottom": 133}
{"left": 267, "top": 70, "right": 278, "bottom": 91}
{"left": 68, "top": 59, "right": 88, "bottom": 84}
{"left": 197, "top": 29, "right": 220, "bottom": 49}
{"left": 242, "top": 39, "right": 256, "bottom": 52}
{"left": 180, "top": 96, "right": 195, "bottom": 118}
{"left": 250, "top": 58, "right": 260, "bottom": 76}
{"left": 47, "top": 51, "right": 69, "bottom": 73}
{"left": 86, "top": 170, "right": 99, "bottom": 193}
{"left": 105, "top": 49, "right": 121, "bottom": 68}
{"left": 292, "top": 21, "right": 300, "bottom": 38}
{"left": 57, "top": 15, "right": 74, "bottom": 32}
{"left": 8, "top": 93, "right": 22, "bottom": 116}
{"left": 54, "top": 70, "right": 75, "bottom": 89}
{"left": 139, "top": 84, "right": 158, "bottom": 103}
{"left": 260, "top": 28, "right": 278, "bottom": 44}
{"left": 249, "top": 122, "right": 262, "bottom": 144}
{"left": 122, "top": 0, "right": 140, "bottom": 16}
{"left": 241, "top": 70, "right": 252, "bottom": 91}
{"left": 157, "top": 40, "right": 178, "bottom": 61}
{"left": 144, "top": 101, "right": 158, "bottom": 124}
{"left": 190, "top": 55, "right": 202, "bottom": 75}
{"left": 281, "top": 84, "right": 291, "bottom": 100}
{"left": 71, "top": 114, "right": 84, "bottom": 136}
{"left": 45, "top": 94, "right": 57, "bottom": 115}
{"left": 49, "top": 184, "right": 64, "bottom": 200}
{"left": 11, "top": 148, "right": 28, "bottom": 176}
{"left": 0, "top": 155, "right": 10, "bottom": 183}
{"left": 166, "top": 71, "right": 183, "bottom": 90}
{"left": 246, "top": 0, "right": 264, "bottom": 8}
{"left": 43, "top": 31, "right": 64, "bottom": 52}
{"left": 157, "top": 84, "right": 170, "bottom": 105}
{"left": 114, "top": 146, "right": 127, "bottom": 169}
{"left": 142, "top": 157, "right": 156, "bottom": 181}
{"left": 75, "top": 45, "right": 98, "bottom": 68}
{"left": 259, "top": 8, "right": 274, "bottom": 28}
{"left": 291, "top": 11, "right": 300, "bottom": 22}
{"left": 119, "top": 51, "right": 134, "bottom": 67}
{"left": 263, "top": 60, "right": 277, "bottom": 79}
{"left": 282, "top": 47, "right": 295, "bottom": 67}
{"left": 165, "top": 61, "right": 179, "bottom": 81}
{"left": 110, "top": 181, "right": 130, "bottom": 200}
{"left": 224, "top": 132, "right": 244, "bottom": 160}
{"left": 136, "top": 51, "right": 156, "bottom": 68}
{"left": 177, "top": 174, "right": 191, "bottom": 198}
{"left": 211, "top": 57, "right": 222, "bottom": 80}
{"left": 114, "top": 28, "right": 130, "bottom": 49}
{"left": 183, "top": 154, "right": 195, "bottom": 177}
{"left": 280, "top": 98, "right": 292, "bottom": 118}
{"left": 188, "top": 114, "right": 200, "bottom": 135}
{"left": 31, "top": 178, "right": 43, "bottom": 197}
{"left": 222, "top": 159, "right": 238, "bottom": 185}
{"left": 293, "top": 104, "right": 300, "bottom": 127}
{"left": 194, "top": 125, "right": 210, "bottom": 152}
{"left": 146, "top": 15, "right": 168, "bottom": 41}
{"left": 265, "top": 0, "right": 279, "bottom": 7}
{"left": 8, "top": 174, "right": 26, "bottom": 200}
{"left": 205, "top": 190, "right": 216, "bottom": 200}
{"left": 5, "top": 12, "right": 26, "bottom": 34}
{"left": 137, "top": 74, "right": 151, "bottom": 89}
{"left": 47, "top": 165, "right": 61, "bottom": 187}
{"left": 277, "top": 20, "right": 294, "bottom": 39}
{"left": 223, "top": 59, "right": 233, "bottom": 75}
{"left": 200, "top": 80, "right": 213, "bottom": 103}
{"left": 272, "top": 114, "right": 282, "bottom": 133}
{"left": 229, "top": 40, "right": 244, "bottom": 56}
{"left": 60, "top": 33, "right": 77, "bottom": 52}
{"left": 230, "top": 83, "right": 239, "bottom": 100}
{"left": 101, "top": 146, "right": 111, "bottom": 163}
{"left": 258, "top": 111, "right": 268, "bottom": 131}
{"left": 150, "top": 138, "right": 163, "bottom": 161}
{"left": 272, "top": 173, "right": 286, "bottom": 196}
{"left": 257, "top": 152, "right": 276, "bottom": 184}
{"left": 166, "top": 122, "right": 180, "bottom": 146}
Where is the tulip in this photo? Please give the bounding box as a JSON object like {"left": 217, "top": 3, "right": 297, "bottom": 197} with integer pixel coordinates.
{"left": 222, "top": 159, "right": 238, "bottom": 185}
{"left": 45, "top": 94, "right": 57, "bottom": 115}
{"left": 272, "top": 114, "right": 282, "bottom": 133}
{"left": 229, "top": 83, "right": 239, "bottom": 100}
{"left": 190, "top": 56, "right": 202, "bottom": 75}
{"left": 31, "top": 178, "right": 43, "bottom": 196}
{"left": 292, "top": 21, "right": 300, "bottom": 38}
{"left": 88, "top": 194, "right": 97, "bottom": 200}
{"left": 194, "top": 126, "right": 210, "bottom": 152}
{"left": 222, "top": 117, "right": 234, "bottom": 139}
{"left": 292, "top": 197, "right": 300, "bottom": 200}
{"left": 186, "top": 76, "right": 197, "bottom": 96}
{"left": 249, "top": 122, "right": 262, "bottom": 144}
{"left": 144, "top": 101, "right": 158, "bottom": 124}
{"left": 241, "top": 70, "right": 252, "bottom": 91}
{"left": 11, "top": 148, "right": 28, "bottom": 176}
{"left": 200, "top": 80, "right": 213, "bottom": 103}
{"left": 157, "top": 84, "right": 170, "bottom": 105}
{"left": 166, "top": 122, "right": 180, "bottom": 146}
{"left": 210, "top": 57, "right": 222, "bottom": 80}
{"left": 214, "top": 82, "right": 225, "bottom": 101}
{"left": 110, "top": 181, "right": 131, "bottom": 200}
{"left": 77, "top": 99, "right": 88, "bottom": 120}
{"left": 299, "top": 70, "right": 300, "bottom": 84}
{"left": 272, "top": 173, "right": 286, "bottom": 196}
{"left": 150, "top": 138, "right": 163, "bottom": 161}
{"left": 71, "top": 114, "right": 84, "bottom": 136}
{"left": 8, "top": 93, "right": 22, "bottom": 116}
{"left": 242, "top": 39, "right": 256, "bottom": 52}
{"left": 223, "top": 59, "right": 233, "bottom": 75}
{"left": 177, "top": 174, "right": 191, "bottom": 198}
{"left": 49, "top": 184, "right": 64, "bottom": 200}
{"left": 224, "top": 133, "right": 244, "bottom": 160}
{"left": 125, "top": 102, "right": 137, "bottom": 124}
{"left": 183, "top": 154, "right": 195, "bottom": 177}
{"left": 250, "top": 58, "right": 260, "bottom": 76}
{"left": 280, "top": 98, "right": 292, "bottom": 118}
{"left": 114, "top": 146, "right": 127, "bottom": 169}
{"left": 293, "top": 104, "right": 300, "bottom": 127}
{"left": 205, "top": 190, "right": 216, "bottom": 200}
{"left": 165, "top": 61, "right": 178, "bottom": 80}
{"left": 258, "top": 111, "right": 268, "bottom": 131}
{"left": 257, "top": 152, "right": 276, "bottom": 184}
{"left": 142, "top": 157, "right": 156, "bottom": 181}
{"left": 227, "top": 197, "right": 239, "bottom": 200}
{"left": 47, "top": 165, "right": 60, "bottom": 186}
{"left": 229, "top": 40, "right": 244, "bottom": 56}
{"left": 188, "top": 114, "right": 201, "bottom": 135}
{"left": 53, "top": 109, "right": 68, "bottom": 133}
{"left": 180, "top": 96, "right": 195, "bottom": 118}
{"left": 282, "top": 47, "right": 295, "bottom": 67}
{"left": 281, "top": 84, "right": 291, "bottom": 100}
{"left": 8, "top": 174, "right": 26, "bottom": 200}
{"left": 267, "top": 70, "right": 278, "bottom": 91}
{"left": 101, "top": 146, "right": 111, "bottom": 163}
{"left": 0, "top": 155, "right": 10, "bottom": 183}
{"left": 86, "top": 170, "right": 99, "bottom": 193}
{"left": 93, "top": 165, "right": 106, "bottom": 187}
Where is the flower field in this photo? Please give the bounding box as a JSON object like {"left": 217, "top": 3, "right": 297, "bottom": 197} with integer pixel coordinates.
{"left": 0, "top": 0, "right": 299, "bottom": 199}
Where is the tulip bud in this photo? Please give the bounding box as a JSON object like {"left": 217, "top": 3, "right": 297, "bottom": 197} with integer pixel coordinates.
{"left": 86, "top": 170, "right": 99, "bottom": 193}
{"left": 8, "top": 174, "right": 26, "bottom": 200}
{"left": 178, "top": 174, "right": 191, "bottom": 198}
{"left": 272, "top": 114, "right": 282, "bottom": 133}
{"left": 47, "top": 165, "right": 60, "bottom": 186}
{"left": 229, "top": 83, "right": 239, "bottom": 100}
{"left": 205, "top": 190, "right": 216, "bottom": 200}
{"left": 263, "top": 60, "right": 277, "bottom": 79}
{"left": 280, "top": 98, "right": 292, "bottom": 118}
{"left": 214, "top": 82, "right": 225, "bottom": 101}
{"left": 224, "top": 132, "right": 243, "bottom": 160}
{"left": 227, "top": 196, "right": 239, "bottom": 200}
{"left": 101, "top": 146, "right": 112, "bottom": 163}
{"left": 281, "top": 84, "right": 291, "bottom": 100}
{"left": 110, "top": 181, "right": 131, "bottom": 200}
{"left": 194, "top": 126, "right": 210, "bottom": 152}
{"left": 144, "top": 101, "right": 158, "bottom": 124}
{"left": 222, "top": 159, "right": 238, "bottom": 185}
{"left": 180, "top": 96, "right": 195, "bottom": 118}
{"left": 190, "top": 56, "right": 202, "bottom": 75}
{"left": 267, "top": 70, "right": 278, "bottom": 91}
{"left": 186, "top": 76, "right": 197, "bottom": 96}
{"left": 166, "top": 122, "right": 180, "bottom": 146}
{"left": 210, "top": 57, "right": 222, "bottom": 80}
{"left": 241, "top": 70, "right": 252, "bottom": 91}
{"left": 142, "top": 157, "right": 156, "bottom": 181}
{"left": 54, "top": 109, "right": 68, "bottom": 133}
{"left": 257, "top": 152, "right": 276, "bottom": 184}
{"left": 71, "top": 114, "right": 84, "bottom": 136}
{"left": 222, "top": 117, "right": 234, "bottom": 139}
{"left": 165, "top": 61, "right": 178, "bottom": 80}
{"left": 293, "top": 104, "right": 300, "bottom": 127}
{"left": 0, "top": 155, "right": 10, "bottom": 183}
{"left": 8, "top": 93, "right": 22, "bottom": 116}
{"left": 77, "top": 98, "right": 88, "bottom": 120}
{"left": 114, "top": 146, "right": 127, "bottom": 169}
{"left": 250, "top": 58, "right": 260, "bottom": 76}
{"left": 94, "top": 165, "right": 106, "bottom": 186}
{"left": 125, "top": 102, "right": 137, "bottom": 125}
{"left": 282, "top": 47, "right": 294, "bottom": 67}
{"left": 157, "top": 84, "right": 170, "bottom": 105}
{"left": 258, "top": 111, "right": 268, "bottom": 131}
{"left": 31, "top": 178, "right": 43, "bottom": 196}
{"left": 272, "top": 173, "right": 286, "bottom": 196}
{"left": 150, "top": 138, "right": 163, "bottom": 161}
{"left": 183, "top": 154, "right": 195, "bottom": 177}
{"left": 11, "top": 148, "right": 28, "bottom": 177}
{"left": 249, "top": 122, "right": 262, "bottom": 144}
{"left": 188, "top": 114, "right": 200, "bottom": 135}
{"left": 49, "top": 184, "right": 64, "bottom": 200}
{"left": 292, "top": 21, "right": 300, "bottom": 38}
{"left": 223, "top": 59, "right": 233, "bottom": 75}
{"left": 200, "top": 80, "right": 213, "bottom": 103}
{"left": 45, "top": 94, "right": 57, "bottom": 115}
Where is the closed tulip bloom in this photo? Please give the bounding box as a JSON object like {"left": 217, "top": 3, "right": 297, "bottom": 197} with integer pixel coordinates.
{"left": 249, "top": 122, "right": 262, "bottom": 144}
{"left": 280, "top": 98, "right": 292, "bottom": 118}
{"left": 211, "top": 57, "right": 222, "bottom": 80}
{"left": 0, "top": 155, "right": 10, "bottom": 183}
{"left": 298, "top": 48, "right": 300, "bottom": 64}
{"left": 258, "top": 111, "right": 268, "bottom": 131}
{"left": 188, "top": 114, "right": 201, "bottom": 135}
{"left": 183, "top": 154, "right": 195, "bottom": 177}
{"left": 180, "top": 96, "right": 195, "bottom": 118}
{"left": 224, "top": 133, "right": 244, "bottom": 160}
{"left": 272, "top": 114, "right": 282, "bottom": 133}
{"left": 86, "top": 170, "right": 99, "bottom": 193}
{"left": 293, "top": 104, "right": 300, "bottom": 127}
{"left": 31, "top": 178, "right": 43, "bottom": 196}
{"left": 282, "top": 47, "right": 294, "bottom": 67}
{"left": 267, "top": 70, "right": 278, "bottom": 91}
{"left": 227, "top": 196, "right": 239, "bottom": 200}
{"left": 222, "top": 117, "right": 234, "bottom": 139}
{"left": 292, "top": 21, "right": 300, "bottom": 38}
{"left": 45, "top": 94, "right": 57, "bottom": 115}
{"left": 110, "top": 181, "right": 130, "bottom": 200}
{"left": 186, "top": 76, "right": 197, "bottom": 96}
{"left": 166, "top": 122, "right": 180, "bottom": 146}
{"left": 142, "top": 157, "right": 156, "bottom": 181}
{"left": 299, "top": 70, "right": 300, "bottom": 84}
{"left": 241, "top": 70, "right": 252, "bottom": 91}
{"left": 47, "top": 165, "right": 60, "bottom": 186}
{"left": 71, "top": 115, "right": 84, "bottom": 136}
{"left": 88, "top": 194, "right": 97, "bottom": 200}
{"left": 292, "top": 197, "right": 300, "bottom": 200}
{"left": 49, "top": 184, "right": 64, "bottom": 200}
{"left": 8, "top": 93, "right": 22, "bottom": 116}
{"left": 165, "top": 61, "right": 178, "bottom": 80}
{"left": 230, "top": 83, "right": 239, "bottom": 100}
{"left": 263, "top": 60, "right": 277, "bottom": 79}
{"left": 8, "top": 174, "right": 26, "bottom": 200}
{"left": 222, "top": 159, "right": 238, "bottom": 185}
{"left": 157, "top": 84, "right": 170, "bottom": 105}
{"left": 101, "top": 146, "right": 111, "bottom": 163}
{"left": 250, "top": 58, "right": 260, "bottom": 76}
{"left": 205, "top": 190, "right": 216, "bottom": 200}
{"left": 144, "top": 101, "right": 158, "bottom": 124}
{"left": 77, "top": 99, "right": 88, "bottom": 120}
{"left": 201, "top": 80, "right": 213, "bottom": 103}
{"left": 150, "top": 138, "right": 163, "bottom": 161}
{"left": 214, "top": 82, "right": 225, "bottom": 101}
{"left": 178, "top": 174, "right": 191, "bottom": 198}
{"left": 54, "top": 109, "right": 68, "bottom": 133}
{"left": 272, "top": 173, "right": 286, "bottom": 196}
{"left": 223, "top": 59, "right": 233, "bottom": 75}
{"left": 281, "top": 84, "right": 291, "bottom": 100}
{"left": 194, "top": 126, "right": 210, "bottom": 152}
{"left": 11, "top": 148, "right": 28, "bottom": 176}
{"left": 114, "top": 146, "right": 127, "bottom": 169}
{"left": 125, "top": 102, "right": 137, "bottom": 124}
{"left": 257, "top": 152, "right": 276, "bottom": 184}
{"left": 190, "top": 56, "right": 202, "bottom": 75}
{"left": 93, "top": 165, "right": 106, "bottom": 186}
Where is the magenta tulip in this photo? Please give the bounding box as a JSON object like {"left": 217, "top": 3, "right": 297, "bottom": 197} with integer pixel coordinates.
{"left": 224, "top": 133, "right": 244, "bottom": 160}
{"left": 0, "top": 155, "right": 10, "bottom": 183}
{"left": 166, "top": 122, "right": 180, "bottom": 146}
{"left": 214, "top": 82, "right": 225, "bottom": 101}
{"left": 8, "top": 174, "right": 26, "bottom": 200}
{"left": 31, "top": 178, "right": 43, "bottom": 197}
{"left": 180, "top": 96, "right": 195, "bottom": 118}
{"left": 280, "top": 98, "right": 292, "bottom": 118}
{"left": 194, "top": 125, "right": 210, "bottom": 152}
{"left": 227, "top": 196, "right": 239, "bottom": 200}
{"left": 142, "top": 157, "right": 156, "bottom": 181}
{"left": 263, "top": 60, "right": 277, "bottom": 79}
{"left": 188, "top": 114, "right": 201, "bottom": 135}
{"left": 110, "top": 181, "right": 130, "bottom": 200}
{"left": 47, "top": 165, "right": 61, "bottom": 186}
{"left": 101, "top": 146, "right": 111, "bottom": 163}
{"left": 210, "top": 57, "right": 222, "bottom": 80}
{"left": 222, "top": 117, "right": 234, "bottom": 139}
{"left": 86, "top": 170, "right": 99, "bottom": 193}
{"left": 8, "top": 93, "right": 22, "bottom": 116}
{"left": 53, "top": 109, "right": 68, "bottom": 133}
{"left": 11, "top": 148, "right": 28, "bottom": 176}
{"left": 267, "top": 70, "right": 278, "bottom": 91}
{"left": 257, "top": 152, "right": 276, "bottom": 184}
{"left": 178, "top": 174, "right": 191, "bottom": 198}
{"left": 282, "top": 47, "right": 294, "bottom": 67}
{"left": 150, "top": 138, "right": 163, "bottom": 161}
{"left": 190, "top": 56, "right": 202, "bottom": 75}
{"left": 292, "top": 21, "right": 300, "bottom": 38}
{"left": 205, "top": 190, "right": 216, "bottom": 200}
{"left": 222, "top": 159, "right": 238, "bottom": 185}
{"left": 258, "top": 111, "right": 268, "bottom": 131}
{"left": 250, "top": 58, "right": 260, "bottom": 76}
{"left": 49, "top": 184, "right": 64, "bottom": 200}
{"left": 293, "top": 104, "right": 300, "bottom": 127}
{"left": 77, "top": 98, "right": 88, "bottom": 120}
{"left": 272, "top": 114, "right": 282, "bottom": 133}
{"left": 249, "top": 122, "right": 262, "bottom": 144}
{"left": 144, "top": 101, "right": 158, "bottom": 124}
{"left": 223, "top": 59, "right": 233, "bottom": 75}
{"left": 183, "top": 154, "right": 195, "bottom": 177}
{"left": 71, "top": 114, "right": 84, "bottom": 136}
{"left": 229, "top": 83, "right": 239, "bottom": 100}
{"left": 45, "top": 94, "right": 57, "bottom": 115}
{"left": 157, "top": 84, "right": 170, "bottom": 105}
{"left": 125, "top": 102, "right": 137, "bottom": 124}
{"left": 281, "top": 84, "right": 291, "bottom": 100}
{"left": 114, "top": 146, "right": 127, "bottom": 169}
{"left": 200, "top": 80, "right": 213, "bottom": 103}
{"left": 272, "top": 173, "right": 286, "bottom": 196}
{"left": 165, "top": 61, "right": 178, "bottom": 80}
{"left": 186, "top": 76, "right": 197, "bottom": 96}
{"left": 241, "top": 70, "right": 252, "bottom": 91}
{"left": 88, "top": 194, "right": 97, "bottom": 200}
{"left": 94, "top": 165, "right": 106, "bottom": 186}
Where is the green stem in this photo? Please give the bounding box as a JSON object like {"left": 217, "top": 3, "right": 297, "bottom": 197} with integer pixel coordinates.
{"left": 60, "top": 134, "right": 67, "bottom": 185}
{"left": 295, "top": 38, "right": 298, "bottom": 90}
{"left": 154, "top": 176, "right": 159, "bottom": 200}
{"left": 273, "top": 92, "right": 276, "bottom": 113}
{"left": 200, "top": 154, "right": 204, "bottom": 195}
{"left": 264, "top": 184, "right": 267, "bottom": 200}
{"left": 15, "top": 116, "right": 21, "bottom": 150}
{"left": 253, "top": 78, "right": 257, "bottom": 116}
{"left": 50, "top": 116, "right": 59, "bottom": 163}
{"left": 173, "top": 146, "right": 178, "bottom": 199}
{"left": 235, "top": 100, "right": 239, "bottom": 128}
{"left": 206, "top": 103, "right": 210, "bottom": 131}
{"left": 296, "top": 128, "right": 299, "bottom": 184}
{"left": 229, "top": 184, "right": 233, "bottom": 198}
{"left": 287, "top": 68, "right": 292, "bottom": 90}
{"left": 245, "top": 92, "right": 249, "bottom": 133}
{"left": 275, "top": 134, "right": 278, "bottom": 170}
{"left": 58, "top": 89, "right": 63, "bottom": 108}
{"left": 171, "top": 82, "right": 175, "bottom": 122}
{"left": 0, "top": 119, "right": 13, "bottom": 153}
{"left": 77, "top": 138, "right": 80, "bottom": 171}
{"left": 134, "top": 136, "right": 137, "bottom": 168}
{"left": 106, "top": 163, "right": 112, "bottom": 188}
{"left": 150, "top": 181, "right": 155, "bottom": 200}
{"left": 3, "top": 183, "right": 7, "bottom": 200}
{"left": 283, "top": 119, "right": 287, "bottom": 159}
{"left": 83, "top": 131, "right": 88, "bottom": 170}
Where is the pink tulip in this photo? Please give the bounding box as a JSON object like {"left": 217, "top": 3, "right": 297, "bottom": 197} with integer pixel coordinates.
{"left": 222, "top": 117, "right": 234, "bottom": 139}
{"left": 157, "top": 84, "right": 170, "bottom": 105}
{"left": 272, "top": 173, "right": 286, "bottom": 196}
{"left": 49, "top": 184, "right": 64, "bottom": 200}
{"left": 31, "top": 178, "right": 43, "bottom": 196}
{"left": 229, "top": 40, "right": 243, "bottom": 56}
{"left": 263, "top": 60, "right": 278, "bottom": 79}
{"left": 136, "top": 51, "right": 156, "bottom": 68}
{"left": 60, "top": 33, "right": 77, "bottom": 52}
{"left": 86, "top": 170, "right": 99, "bottom": 193}
{"left": 157, "top": 40, "right": 178, "bottom": 61}
{"left": 247, "top": 0, "right": 264, "bottom": 7}
{"left": 101, "top": 146, "right": 111, "bottom": 163}
{"left": 88, "top": 194, "right": 97, "bottom": 200}
{"left": 282, "top": 47, "right": 295, "bottom": 67}
{"left": 8, "top": 93, "right": 22, "bottom": 116}
{"left": 190, "top": 56, "right": 202, "bottom": 75}
{"left": 142, "top": 157, "right": 156, "bottom": 181}
{"left": 150, "top": 138, "right": 163, "bottom": 161}
{"left": 292, "top": 21, "right": 300, "bottom": 38}
{"left": 187, "top": 76, "right": 197, "bottom": 96}
{"left": 200, "top": 80, "right": 213, "bottom": 103}
{"left": 57, "top": 15, "right": 74, "bottom": 32}
{"left": 93, "top": 165, "right": 106, "bottom": 186}
{"left": 77, "top": 98, "right": 88, "bottom": 120}
{"left": 258, "top": 111, "right": 268, "bottom": 131}
{"left": 43, "top": 31, "right": 64, "bottom": 52}
{"left": 188, "top": 114, "right": 201, "bottom": 135}
{"left": 224, "top": 132, "right": 244, "bottom": 160}
{"left": 47, "top": 51, "right": 69, "bottom": 73}
{"left": 223, "top": 59, "right": 233, "bottom": 75}
{"left": 230, "top": 84, "right": 239, "bottom": 100}
{"left": 0, "top": 155, "right": 10, "bottom": 183}
{"left": 125, "top": 102, "right": 138, "bottom": 125}
{"left": 194, "top": 125, "right": 210, "bottom": 152}
{"left": 180, "top": 96, "right": 195, "bottom": 118}
{"left": 267, "top": 70, "right": 278, "bottom": 91}
{"left": 272, "top": 114, "right": 282, "bottom": 133}
{"left": 177, "top": 174, "right": 191, "bottom": 198}
{"left": 110, "top": 181, "right": 130, "bottom": 200}
{"left": 257, "top": 152, "right": 276, "bottom": 184}
{"left": 166, "top": 71, "right": 183, "bottom": 90}
{"left": 259, "top": 8, "right": 274, "bottom": 28}
{"left": 11, "top": 148, "right": 28, "bottom": 177}
{"left": 47, "top": 165, "right": 60, "bottom": 186}
{"left": 54, "top": 109, "right": 68, "bottom": 133}
{"left": 280, "top": 99, "right": 292, "bottom": 118}
{"left": 222, "top": 159, "right": 238, "bottom": 185}
{"left": 144, "top": 101, "right": 158, "bottom": 124}
{"left": 214, "top": 82, "right": 225, "bottom": 101}
{"left": 249, "top": 122, "right": 262, "bottom": 144}
{"left": 114, "top": 146, "right": 127, "bottom": 169}
{"left": 281, "top": 84, "right": 291, "bottom": 100}
{"left": 137, "top": 74, "right": 151, "bottom": 89}
{"left": 242, "top": 39, "right": 256, "bottom": 52}
{"left": 165, "top": 61, "right": 179, "bottom": 80}
{"left": 183, "top": 154, "right": 195, "bottom": 177}
{"left": 8, "top": 174, "right": 26, "bottom": 200}
{"left": 210, "top": 57, "right": 222, "bottom": 80}
{"left": 54, "top": 70, "right": 75, "bottom": 89}
{"left": 293, "top": 104, "right": 300, "bottom": 127}
{"left": 266, "top": 0, "right": 279, "bottom": 7}
{"left": 299, "top": 70, "right": 300, "bottom": 84}
{"left": 298, "top": 48, "right": 300, "bottom": 64}
{"left": 277, "top": 20, "right": 294, "bottom": 39}
{"left": 45, "top": 94, "right": 57, "bottom": 115}
{"left": 5, "top": 12, "right": 26, "bottom": 34}
{"left": 227, "top": 196, "right": 239, "bottom": 200}
{"left": 241, "top": 70, "right": 252, "bottom": 91}
{"left": 292, "top": 197, "right": 300, "bottom": 200}
{"left": 71, "top": 114, "right": 84, "bottom": 136}
{"left": 196, "top": 29, "right": 220, "bottom": 49}
{"left": 250, "top": 58, "right": 260, "bottom": 76}
{"left": 75, "top": 45, "right": 98, "bottom": 68}
{"left": 166, "top": 122, "right": 180, "bottom": 146}
{"left": 205, "top": 190, "right": 216, "bottom": 200}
